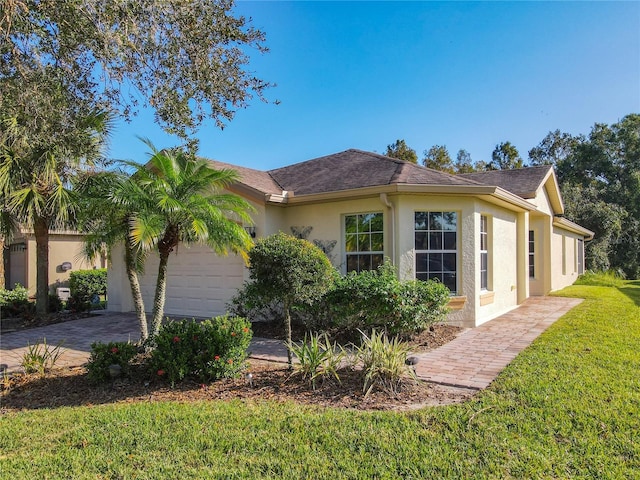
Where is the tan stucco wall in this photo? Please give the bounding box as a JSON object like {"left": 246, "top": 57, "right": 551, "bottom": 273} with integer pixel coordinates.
{"left": 550, "top": 226, "right": 583, "bottom": 291}
{"left": 10, "top": 233, "right": 102, "bottom": 296}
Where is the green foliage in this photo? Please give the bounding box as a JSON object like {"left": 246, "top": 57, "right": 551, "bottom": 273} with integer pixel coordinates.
{"left": 0, "top": 284, "right": 31, "bottom": 316}
{"left": 423, "top": 144, "right": 454, "bottom": 173}
{"left": 384, "top": 139, "right": 418, "bottom": 164}
{"left": 149, "top": 316, "right": 252, "bottom": 385}
{"left": 240, "top": 232, "right": 336, "bottom": 366}
{"left": 86, "top": 341, "right": 138, "bottom": 384}
{"left": 246, "top": 233, "right": 336, "bottom": 308}
{"left": 3, "top": 283, "right": 640, "bottom": 478}
{"left": 531, "top": 114, "right": 640, "bottom": 279}
{"left": 288, "top": 332, "right": 345, "bottom": 390}
{"left": 69, "top": 269, "right": 107, "bottom": 311}
{"left": 354, "top": 329, "right": 416, "bottom": 397}
{"left": 575, "top": 270, "right": 626, "bottom": 288}
{"left": 490, "top": 141, "right": 524, "bottom": 170}
{"left": 1, "top": 0, "right": 271, "bottom": 141}
{"left": 47, "top": 294, "right": 64, "bottom": 313}
{"left": 21, "top": 338, "right": 65, "bottom": 376}
{"left": 320, "top": 262, "right": 450, "bottom": 336}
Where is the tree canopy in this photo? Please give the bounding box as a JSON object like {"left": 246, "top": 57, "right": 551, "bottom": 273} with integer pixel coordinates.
{"left": 528, "top": 114, "right": 640, "bottom": 278}
{"left": 384, "top": 139, "right": 418, "bottom": 164}
{"left": 423, "top": 145, "right": 454, "bottom": 173}
{"left": 490, "top": 141, "right": 524, "bottom": 170}
{"left": 1, "top": 0, "right": 272, "bottom": 141}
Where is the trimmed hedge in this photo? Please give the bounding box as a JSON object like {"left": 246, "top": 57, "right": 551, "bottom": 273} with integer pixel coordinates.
{"left": 69, "top": 269, "right": 107, "bottom": 311}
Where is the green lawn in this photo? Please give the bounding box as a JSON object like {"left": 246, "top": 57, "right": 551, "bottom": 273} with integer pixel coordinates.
{"left": 1, "top": 281, "right": 639, "bottom": 479}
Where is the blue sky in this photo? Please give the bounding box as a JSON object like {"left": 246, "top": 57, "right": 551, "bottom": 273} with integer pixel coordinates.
{"left": 108, "top": 1, "right": 640, "bottom": 171}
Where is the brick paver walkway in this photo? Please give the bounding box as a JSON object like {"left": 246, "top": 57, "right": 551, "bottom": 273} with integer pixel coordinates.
{"left": 412, "top": 296, "right": 582, "bottom": 389}
{"left": 1, "top": 296, "right": 581, "bottom": 390}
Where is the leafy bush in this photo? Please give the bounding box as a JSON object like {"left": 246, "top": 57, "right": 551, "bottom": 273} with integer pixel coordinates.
{"left": 319, "top": 262, "right": 450, "bottom": 337}
{"left": 232, "top": 232, "right": 337, "bottom": 367}
{"left": 48, "top": 294, "right": 64, "bottom": 313}
{"left": 86, "top": 341, "right": 138, "bottom": 384}
{"left": 288, "top": 332, "right": 345, "bottom": 389}
{"left": 21, "top": 338, "right": 66, "bottom": 376}
{"left": 354, "top": 329, "right": 416, "bottom": 397}
{"left": 149, "top": 315, "right": 252, "bottom": 385}
{"left": 69, "top": 269, "right": 107, "bottom": 311}
{"left": 0, "top": 284, "right": 33, "bottom": 317}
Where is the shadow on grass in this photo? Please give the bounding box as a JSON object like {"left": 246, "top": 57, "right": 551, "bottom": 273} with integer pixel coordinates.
{"left": 618, "top": 280, "right": 640, "bottom": 307}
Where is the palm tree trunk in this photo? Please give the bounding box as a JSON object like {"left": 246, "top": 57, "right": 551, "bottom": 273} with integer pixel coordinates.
{"left": 0, "top": 237, "right": 5, "bottom": 289}
{"left": 284, "top": 299, "right": 293, "bottom": 369}
{"left": 150, "top": 249, "right": 170, "bottom": 338}
{"left": 124, "top": 237, "right": 148, "bottom": 342}
{"left": 33, "top": 216, "right": 49, "bottom": 315}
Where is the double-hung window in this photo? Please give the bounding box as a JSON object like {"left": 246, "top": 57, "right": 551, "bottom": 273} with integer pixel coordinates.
{"left": 529, "top": 230, "right": 535, "bottom": 278}
{"left": 345, "top": 213, "right": 384, "bottom": 273}
{"left": 480, "top": 215, "right": 489, "bottom": 291}
{"left": 414, "top": 211, "right": 458, "bottom": 294}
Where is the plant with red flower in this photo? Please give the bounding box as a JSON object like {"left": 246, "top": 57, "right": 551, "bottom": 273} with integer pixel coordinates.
{"left": 231, "top": 332, "right": 236, "bottom": 336}
{"left": 214, "top": 355, "right": 220, "bottom": 361}
{"left": 173, "top": 336, "right": 180, "bottom": 343}
{"left": 111, "top": 347, "right": 119, "bottom": 354}
{"left": 157, "top": 369, "right": 165, "bottom": 376}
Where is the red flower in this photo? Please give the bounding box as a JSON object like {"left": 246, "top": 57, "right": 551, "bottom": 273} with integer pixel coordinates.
{"left": 242, "top": 327, "right": 249, "bottom": 333}
{"left": 231, "top": 332, "right": 236, "bottom": 337}
{"left": 227, "top": 358, "right": 233, "bottom": 364}
{"left": 157, "top": 369, "right": 165, "bottom": 376}
{"left": 172, "top": 336, "right": 180, "bottom": 343}
{"left": 110, "top": 347, "right": 119, "bottom": 354}
{"left": 214, "top": 355, "right": 220, "bottom": 361}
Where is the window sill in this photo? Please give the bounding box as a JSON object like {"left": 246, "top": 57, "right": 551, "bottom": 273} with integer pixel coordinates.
{"left": 480, "top": 291, "right": 495, "bottom": 306}
{"left": 448, "top": 296, "right": 467, "bottom": 310}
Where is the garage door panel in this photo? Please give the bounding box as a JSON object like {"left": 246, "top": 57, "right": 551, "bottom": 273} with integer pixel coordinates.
{"left": 136, "top": 245, "right": 245, "bottom": 318}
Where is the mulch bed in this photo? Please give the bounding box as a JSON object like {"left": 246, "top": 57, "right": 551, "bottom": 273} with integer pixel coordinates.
{"left": 1, "top": 315, "right": 474, "bottom": 413}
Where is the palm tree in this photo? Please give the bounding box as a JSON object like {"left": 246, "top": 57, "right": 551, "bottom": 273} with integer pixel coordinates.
{"left": 0, "top": 110, "right": 112, "bottom": 313}
{"left": 129, "top": 144, "right": 255, "bottom": 337}
{"left": 75, "top": 169, "right": 151, "bottom": 341}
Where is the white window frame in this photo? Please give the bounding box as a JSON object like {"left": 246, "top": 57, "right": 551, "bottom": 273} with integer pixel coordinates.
{"left": 414, "top": 211, "right": 458, "bottom": 294}
{"left": 344, "top": 212, "right": 384, "bottom": 273}
{"left": 480, "top": 215, "right": 489, "bottom": 291}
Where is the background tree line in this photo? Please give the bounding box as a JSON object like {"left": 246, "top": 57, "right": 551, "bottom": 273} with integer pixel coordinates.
{"left": 385, "top": 113, "right": 640, "bottom": 278}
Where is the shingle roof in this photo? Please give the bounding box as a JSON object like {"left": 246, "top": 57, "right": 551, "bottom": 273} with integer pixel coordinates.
{"left": 268, "top": 149, "right": 480, "bottom": 196}
{"left": 207, "top": 150, "right": 553, "bottom": 202}
{"left": 458, "top": 165, "right": 553, "bottom": 198}
{"left": 207, "top": 159, "right": 284, "bottom": 196}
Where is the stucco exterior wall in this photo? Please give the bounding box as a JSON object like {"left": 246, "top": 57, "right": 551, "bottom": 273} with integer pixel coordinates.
{"left": 7, "top": 233, "right": 102, "bottom": 296}
{"left": 550, "top": 226, "right": 583, "bottom": 291}
{"left": 272, "top": 196, "right": 390, "bottom": 271}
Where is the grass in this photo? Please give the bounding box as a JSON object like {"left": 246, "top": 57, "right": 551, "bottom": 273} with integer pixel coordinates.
{"left": 1, "top": 281, "right": 639, "bottom": 478}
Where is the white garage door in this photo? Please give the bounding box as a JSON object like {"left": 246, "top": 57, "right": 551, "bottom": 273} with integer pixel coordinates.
{"left": 138, "top": 244, "right": 245, "bottom": 319}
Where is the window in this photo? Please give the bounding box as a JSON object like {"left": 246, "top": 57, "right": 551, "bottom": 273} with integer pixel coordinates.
{"left": 480, "top": 215, "right": 488, "bottom": 290}
{"left": 577, "top": 239, "right": 584, "bottom": 274}
{"left": 345, "top": 212, "right": 384, "bottom": 273}
{"left": 528, "top": 230, "right": 535, "bottom": 278}
{"left": 415, "top": 211, "right": 457, "bottom": 294}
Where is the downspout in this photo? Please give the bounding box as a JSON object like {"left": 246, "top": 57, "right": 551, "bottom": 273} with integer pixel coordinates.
{"left": 379, "top": 193, "right": 395, "bottom": 267}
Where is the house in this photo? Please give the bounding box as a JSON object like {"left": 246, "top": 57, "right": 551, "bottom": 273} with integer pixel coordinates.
{"left": 106, "top": 149, "right": 593, "bottom": 328}
{"left": 3, "top": 229, "right": 106, "bottom": 298}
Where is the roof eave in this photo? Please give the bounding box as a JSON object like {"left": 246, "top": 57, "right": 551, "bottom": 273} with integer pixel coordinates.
{"left": 553, "top": 217, "right": 595, "bottom": 240}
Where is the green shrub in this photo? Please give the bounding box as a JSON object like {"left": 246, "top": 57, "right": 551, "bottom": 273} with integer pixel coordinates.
{"left": 0, "top": 284, "right": 33, "bottom": 317}
{"left": 232, "top": 232, "right": 337, "bottom": 367}
{"left": 319, "top": 262, "right": 450, "bottom": 337}
{"left": 149, "top": 315, "right": 252, "bottom": 385}
{"left": 48, "top": 294, "right": 64, "bottom": 313}
{"left": 86, "top": 341, "right": 138, "bottom": 383}
{"left": 69, "top": 269, "right": 107, "bottom": 311}
{"left": 354, "top": 329, "right": 416, "bottom": 397}
{"left": 288, "top": 332, "right": 345, "bottom": 390}
{"left": 21, "top": 338, "right": 66, "bottom": 376}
